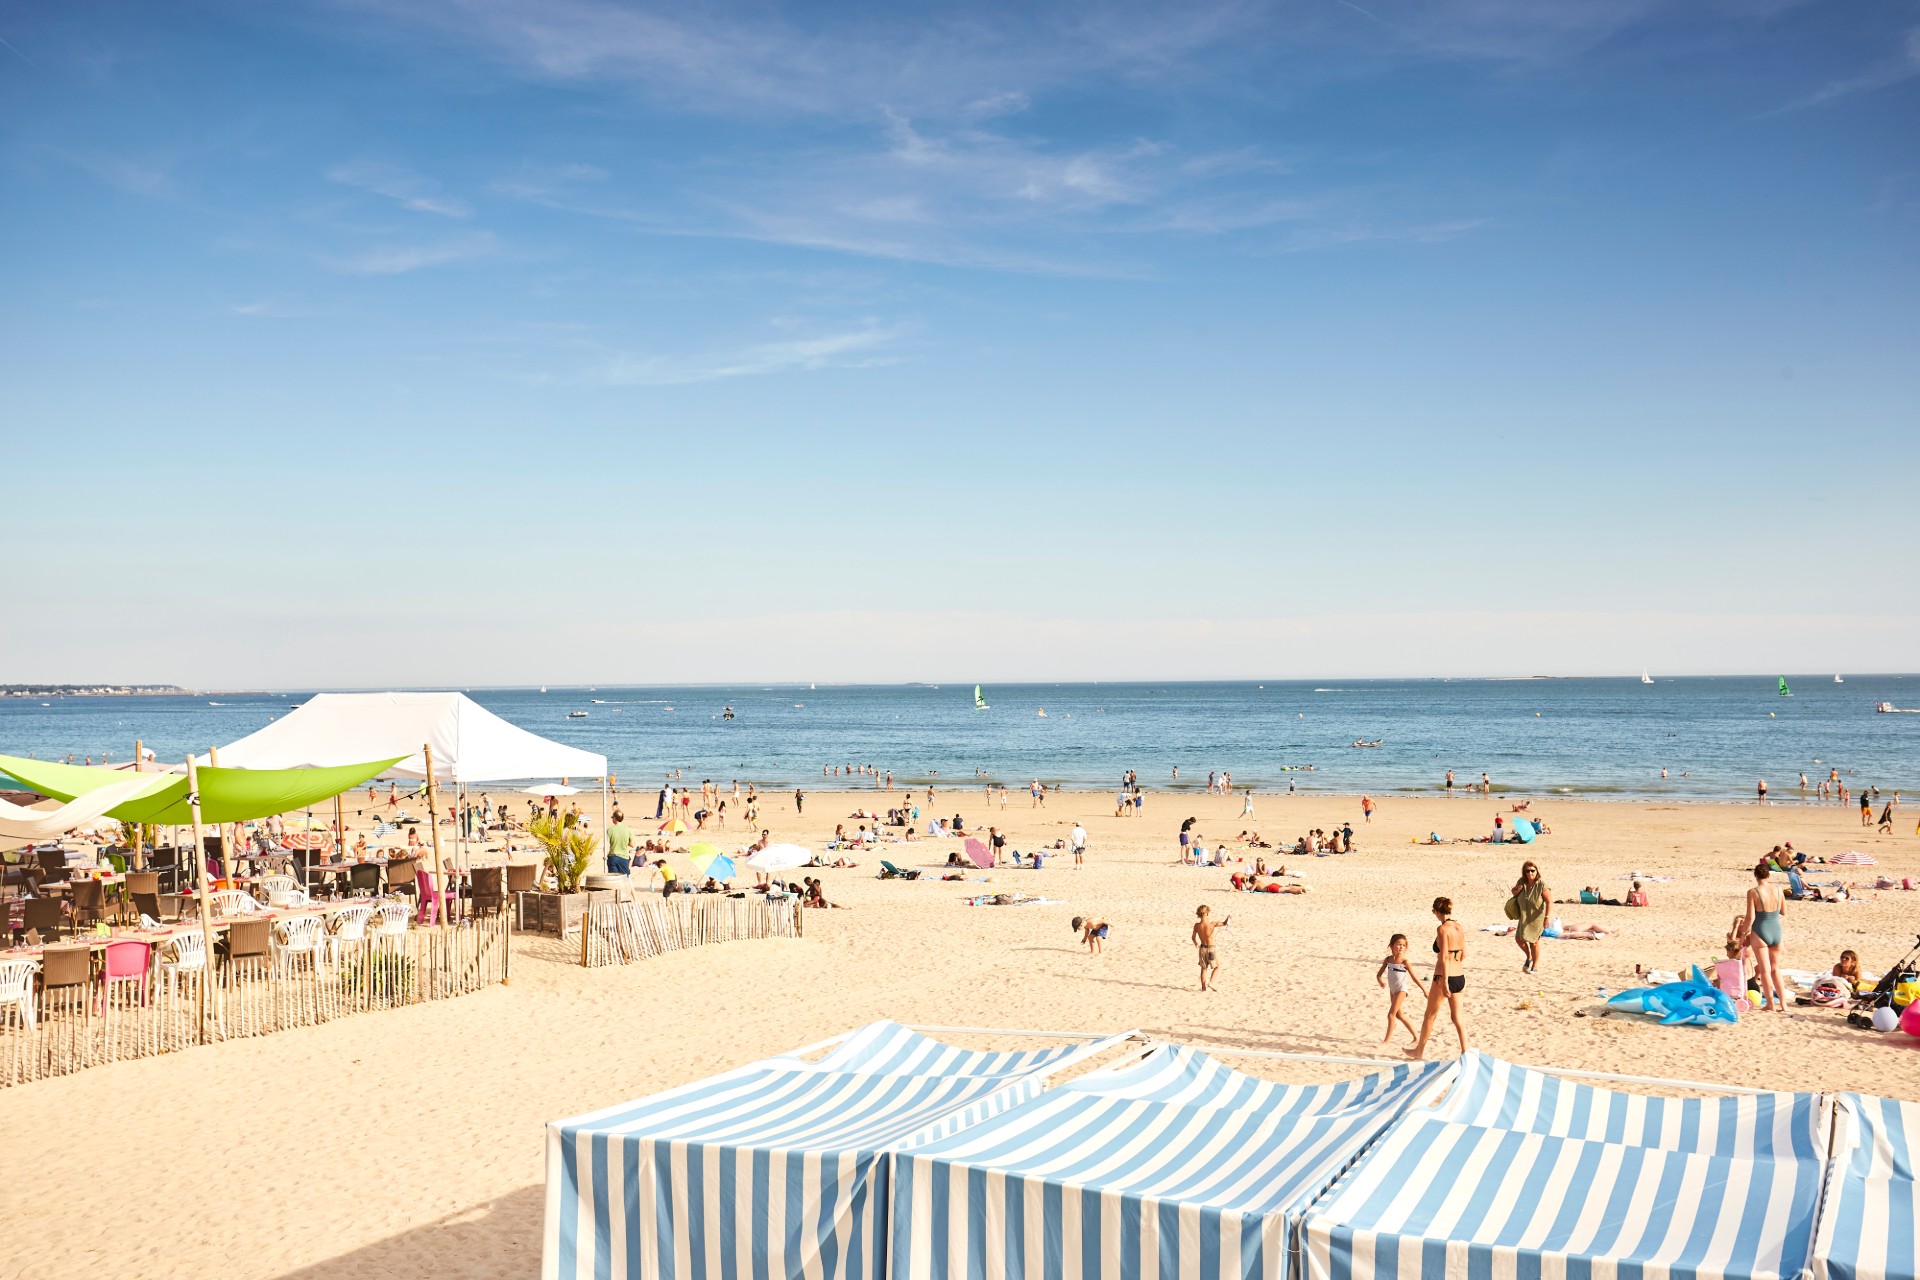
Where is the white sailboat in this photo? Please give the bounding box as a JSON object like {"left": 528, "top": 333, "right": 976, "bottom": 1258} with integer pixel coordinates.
{"left": 1641, "top": 670, "right": 1654, "bottom": 684}
{"left": 1834, "top": 674, "right": 1844, "bottom": 684}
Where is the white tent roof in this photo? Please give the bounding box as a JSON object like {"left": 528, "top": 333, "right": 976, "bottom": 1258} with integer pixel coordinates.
{"left": 208, "top": 692, "right": 607, "bottom": 784}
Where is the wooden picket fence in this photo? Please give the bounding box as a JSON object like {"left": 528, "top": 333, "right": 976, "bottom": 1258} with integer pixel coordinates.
{"left": 580, "top": 894, "right": 804, "bottom": 968}
{"left": 0, "top": 912, "right": 510, "bottom": 1089}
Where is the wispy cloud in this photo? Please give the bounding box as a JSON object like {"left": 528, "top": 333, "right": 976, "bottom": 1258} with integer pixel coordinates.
{"left": 50, "top": 148, "right": 178, "bottom": 198}
{"left": 1761, "top": 24, "right": 1920, "bottom": 116}
{"left": 1266, "top": 217, "right": 1490, "bottom": 253}
{"left": 337, "top": 0, "right": 1261, "bottom": 118}
{"left": 324, "top": 231, "right": 498, "bottom": 274}
{"left": 231, "top": 300, "right": 310, "bottom": 318}
{"left": 593, "top": 322, "right": 903, "bottom": 386}
{"left": 327, "top": 160, "right": 472, "bottom": 216}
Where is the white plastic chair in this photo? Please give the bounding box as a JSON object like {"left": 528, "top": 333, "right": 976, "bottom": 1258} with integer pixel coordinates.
{"left": 325, "top": 904, "right": 374, "bottom": 964}
{"left": 257, "top": 874, "right": 297, "bottom": 899}
{"left": 159, "top": 931, "right": 207, "bottom": 1002}
{"left": 0, "top": 958, "right": 37, "bottom": 1030}
{"left": 372, "top": 901, "right": 412, "bottom": 941}
{"left": 271, "top": 915, "right": 324, "bottom": 975}
{"left": 208, "top": 889, "right": 264, "bottom": 918}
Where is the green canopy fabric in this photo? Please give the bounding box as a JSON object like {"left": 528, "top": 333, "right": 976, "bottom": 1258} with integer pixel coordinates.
{"left": 0, "top": 753, "right": 402, "bottom": 825}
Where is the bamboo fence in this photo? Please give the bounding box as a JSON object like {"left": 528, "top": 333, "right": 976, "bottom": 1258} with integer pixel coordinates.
{"left": 0, "top": 911, "right": 510, "bottom": 1089}
{"left": 580, "top": 895, "right": 803, "bottom": 968}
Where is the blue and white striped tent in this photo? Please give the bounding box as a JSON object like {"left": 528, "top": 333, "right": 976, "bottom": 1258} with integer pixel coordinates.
{"left": 1434, "top": 1051, "right": 1831, "bottom": 1157}
{"left": 1807, "top": 1094, "right": 1919, "bottom": 1280}
{"left": 769, "top": 1020, "right": 1109, "bottom": 1080}
{"left": 889, "top": 1045, "right": 1451, "bottom": 1279}
{"left": 543, "top": 1022, "right": 1118, "bottom": 1280}
{"left": 1301, "top": 1054, "right": 1833, "bottom": 1280}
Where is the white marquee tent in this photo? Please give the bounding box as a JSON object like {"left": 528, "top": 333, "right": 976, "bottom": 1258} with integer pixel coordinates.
{"left": 208, "top": 692, "right": 606, "bottom": 783}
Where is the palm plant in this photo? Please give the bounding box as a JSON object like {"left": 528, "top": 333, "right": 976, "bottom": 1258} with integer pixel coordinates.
{"left": 527, "top": 812, "right": 597, "bottom": 894}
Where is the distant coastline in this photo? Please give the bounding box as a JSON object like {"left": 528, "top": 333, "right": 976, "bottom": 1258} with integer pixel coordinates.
{"left": 0, "top": 685, "right": 186, "bottom": 698}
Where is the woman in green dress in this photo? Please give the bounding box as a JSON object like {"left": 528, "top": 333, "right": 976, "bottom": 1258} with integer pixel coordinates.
{"left": 1510, "top": 860, "right": 1549, "bottom": 974}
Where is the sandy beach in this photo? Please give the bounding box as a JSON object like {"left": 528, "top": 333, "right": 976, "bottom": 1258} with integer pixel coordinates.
{"left": 2, "top": 788, "right": 1916, "bottom": 1278}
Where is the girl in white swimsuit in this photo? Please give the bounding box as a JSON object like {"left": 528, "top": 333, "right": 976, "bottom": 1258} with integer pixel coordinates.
{"left": 1377, "top": 933, "right": 1426, "bottom": 1045}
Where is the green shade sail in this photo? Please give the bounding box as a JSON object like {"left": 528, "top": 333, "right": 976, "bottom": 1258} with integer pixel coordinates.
{"left": 0, "top": 753, "right": 403, "bottom": 825}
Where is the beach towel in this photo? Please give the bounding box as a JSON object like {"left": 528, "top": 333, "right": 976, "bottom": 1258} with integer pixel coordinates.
{"left": 1831, "top": 850, "right": 1877, "bottom": 865}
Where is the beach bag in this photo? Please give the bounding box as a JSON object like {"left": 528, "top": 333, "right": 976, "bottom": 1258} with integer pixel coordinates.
{"left": 1503, "top": 896, "right": 1521, "bottom": 921}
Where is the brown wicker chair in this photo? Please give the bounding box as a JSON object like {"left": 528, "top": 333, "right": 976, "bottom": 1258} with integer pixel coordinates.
{"left": 384, "top": 858, "right": 417, "bottom": 899}
{"left": 216, "top": 918, "right": 272, "bottom": 976}
{"left": 22, "top": 896, "right": 65, "bottom": 943}
{"left": 36, "top": 849, "right": 68, "bottom": 883}
{"left": 505, "top": 862, "right": 537, "bottom": 928}
{"left": 468, "top": 866, "right": 506, "bottom": 917}
{"left": 126, "top": 871, "right": 164, "bottom": 923}
{"left": 38, "top": 945, "right": 93, "bottom": 1017}
{"left": 68, "top": 880, "right": 108, "bottom": 931}
{"left": 347, "top": 863, "right": 382, "bottom": 897}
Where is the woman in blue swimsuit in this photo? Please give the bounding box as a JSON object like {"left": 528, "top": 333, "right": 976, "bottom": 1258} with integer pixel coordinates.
{"left": 1741, "top": 862, "right": 1788, "bottom": 1012}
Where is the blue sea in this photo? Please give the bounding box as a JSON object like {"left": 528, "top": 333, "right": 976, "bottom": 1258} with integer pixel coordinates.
{"left": 3, "top": 677, "right": 1916, "bottom": 801}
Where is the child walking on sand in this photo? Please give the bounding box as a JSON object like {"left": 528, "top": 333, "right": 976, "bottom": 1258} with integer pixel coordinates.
{"left": 1376, "top": 933, "right": 1425, "bottom": 1044}
{"left": 1072, "top": 915, "right": 1110, "bottom": 956}
{"left": 1192, "top": 905, "right": 1230, "bottom": 990}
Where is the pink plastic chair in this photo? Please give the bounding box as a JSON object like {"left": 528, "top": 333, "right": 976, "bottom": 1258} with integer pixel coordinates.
{"left": 99, "top": 939, "right": 152, "bottom": 1010}
{"left": 414, "top": 869, "right": 448, "bottom": 926}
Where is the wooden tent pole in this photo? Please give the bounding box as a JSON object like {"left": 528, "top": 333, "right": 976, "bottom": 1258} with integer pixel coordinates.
{"left": 186, "top": 756, "right": 219, "bottom": 1045}
{"left": 423, "top": 745, "right": 450, "bottom": 934}
{"left": 131, "top": 739, "right": 144, "bottom": 870}
{"left": 208, "top": 745, "right": 231, "bottom": 886}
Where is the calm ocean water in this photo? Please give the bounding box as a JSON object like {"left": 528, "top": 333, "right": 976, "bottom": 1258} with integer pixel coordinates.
{"left": 3, "top": 677, "right": 1917, "bottom": 801}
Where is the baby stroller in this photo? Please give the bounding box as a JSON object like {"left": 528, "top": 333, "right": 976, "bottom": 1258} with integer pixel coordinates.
{"left": 1847, "top": 934, "right": 1920, "bottom": 1028}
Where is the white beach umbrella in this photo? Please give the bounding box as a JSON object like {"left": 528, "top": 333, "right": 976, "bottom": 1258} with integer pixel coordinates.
{"left": 521, "top": 783, "right": 582, "bottom": 796}
{"left": 746, "top": 843, "right": 812, "bottom": 872}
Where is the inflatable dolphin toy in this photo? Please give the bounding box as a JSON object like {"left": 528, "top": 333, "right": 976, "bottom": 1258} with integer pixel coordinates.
{"left": 1606, "top": 966, "right": 1740, "bottom": 1026}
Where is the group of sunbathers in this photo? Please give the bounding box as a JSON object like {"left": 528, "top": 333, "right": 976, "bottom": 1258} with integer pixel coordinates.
{"left": 1229, "top": 868, "right": 1308, "bottom": 894}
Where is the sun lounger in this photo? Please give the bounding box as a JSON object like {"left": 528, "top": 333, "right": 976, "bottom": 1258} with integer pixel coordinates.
{"left": 879, "top": 861, "right": 921, "bottom": 881}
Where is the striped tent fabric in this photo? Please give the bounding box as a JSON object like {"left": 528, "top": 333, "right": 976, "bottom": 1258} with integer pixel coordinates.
{"left": 543, "top": 1023, "right": 1116, "bottom": 1280}
{"left": 767, "top": 1021, "right": 1109, "bottom": 1080}
{"left": 1435, "top": 1051, "right": 1831, "bottom": 1158}
{"left": 1806, "top": 1094, "right": 1919, "bottom": 1280}
{"left": 1301, "top": 1061, "right": 1834, "bottom": 1280}
{"left": 889, "top": 1046, "right": 1451, "bottom": 1280}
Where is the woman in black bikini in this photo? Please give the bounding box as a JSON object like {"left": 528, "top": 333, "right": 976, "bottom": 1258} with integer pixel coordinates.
{"left": 1407, "top": 896, "right": 1468, "bottom": 1060}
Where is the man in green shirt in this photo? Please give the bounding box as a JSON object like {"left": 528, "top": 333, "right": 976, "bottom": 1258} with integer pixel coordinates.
{"left": 604, "top": 810, "right": 633, "bottom": 874}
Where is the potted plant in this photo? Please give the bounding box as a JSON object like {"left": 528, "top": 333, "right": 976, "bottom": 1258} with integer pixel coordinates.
{"left": 521, "top": 812, "right": 600, "bottom": 936}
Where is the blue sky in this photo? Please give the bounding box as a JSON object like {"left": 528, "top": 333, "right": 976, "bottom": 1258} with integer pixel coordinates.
{"left": 2, "top": 1, "right": 1916, "bottom": 686}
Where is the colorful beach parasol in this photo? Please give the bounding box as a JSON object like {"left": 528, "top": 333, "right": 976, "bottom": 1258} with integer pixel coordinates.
{"left": 965, "top": 837, "right": 992, "bottom": 869}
